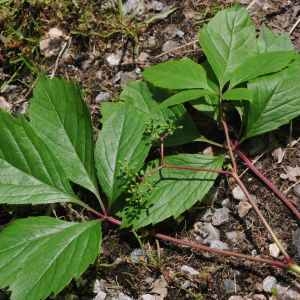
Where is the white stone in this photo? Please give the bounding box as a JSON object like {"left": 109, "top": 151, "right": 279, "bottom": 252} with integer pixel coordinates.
{"left": 95, "top": 92, "right": 111, "bottom": 103}
{"left": 140, "top": 295, "right": 156, "bottom": 300}
{"left": 162, "top": 40, "right": 179, "bottom": 52}
{"left": 209, "top": 240, "right": 229, "bottom": 250}
{"left": 238, "top": 201, "right": 252, "bottom": 218}
{"left": 228, "top": 296, "right": 243, "bottom": 300}
{"left": 0, "top": 96, "right": 11, "bottom": 111}
{"left": 212, "top": 207, "right": 230, "bottom": 226}
{"left": 269, "top": 243, "right": 280, "bottom": 258}
{"left": 106, "top": 51, "right": 122, "bottom": 66}
{"left": 48, "top": 27, "right": 64, "bottom": 38}
{"left": 232, "top": 186, "right": 246, "bottom": 200}
{"left": 180, "top": 265, "right": 199, "bottom": 276}
{"left": 262, "top": 276, "right": 277, "bottom": 293}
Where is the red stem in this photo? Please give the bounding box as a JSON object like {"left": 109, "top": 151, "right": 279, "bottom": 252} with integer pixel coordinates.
{"left": 87, "top": 210, "right": 288, "bottom": 270}
{"left": 236, "top": 148, "right": 300, "bottom": 220}
{"left": 154, "top": 233, "right": 287, "bottom": 269}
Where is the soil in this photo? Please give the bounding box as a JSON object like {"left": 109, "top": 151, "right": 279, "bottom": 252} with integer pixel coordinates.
{"left": 1, "top": 0, "right": 300, "bottom": 299}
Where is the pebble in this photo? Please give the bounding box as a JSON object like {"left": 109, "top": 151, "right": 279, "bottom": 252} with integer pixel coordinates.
{"left": 94, "top": 291, "right": 107, "bottom": 300}
{"left": 252, "top": 295, "right": 267, "bottom": 300}
{"left": 106, "top": 51, "right": 122, "bottom": 66}
{"left": 137, "top": 52, "right": 149, "bottom": 63}
{"left": 162, "top": 40, "right": 180, "bottom": 52}
{"left": 223, "top": 279, "right": 240, "bottom": 294}
{"left": 0, "top": 96, "right": 11, "bottom": 111}
{"left": 232, "top": 186, "right": 246, "bottom": 200}
{"left": 148, "top": 0, "right": 165, "bottom": 11}
{"left": 95, "top": 92, "right": 111, "bottom": 103}
{"left": 275, "top": 284, "right": 300, "bottom": 300}
{"left": 222, "top": 198, "right": 231, "bottom": 208}
{"left": 123, "top": 0, "right": 145, "bottom": 16}
{"left": 151, "top": 276, "right": 168, "bottom": 299}
{"left": 201, "top": 208, "right": 214, "bottom": 222}
{"left": 39, "top": 27, "right": 66, "bottom": 57}
{"left": 228, "top": 296, "right": 243, "bottom": 300}
{"left": 262, "top": 276, "right": 277, "bottom": 293}
{"left": 140, "top": 295, "right": 156, "bottom": 300}
{"left": 294, "top": 184, "right": 300, "bottom": 197}
{"left": 130, "top": 248, "right": 147, "bottom": 263}
{"left": 269, "top": 243, "right": 280, "bottom": 258}
{"left": 225, "top": 231, "right": 245, "bottom": 244}
{"left": 209, "top": 239, "right": 229, "bottom": 250}
{"left": 193, "top": 222, "right": 220, "bottom": 244}
{"left": 180, "top": 265, "right": 199, "bottom": 276}
{"left": 293, "top": 228, "right": 300, "bottom": 257}
{"left": 120, "top": 71, "right": 137, "bottom": 87}
{"left": 238, "top": 201, "right": 252, "bottom": 218}
{"left": 147, "top": 36, "right": 157, "bottom": 48}
{"left": 212, "top": 207, "right": 230, "bottom": 226}
{"left": 117, "top": 292, "right": 133, "bottom": 300}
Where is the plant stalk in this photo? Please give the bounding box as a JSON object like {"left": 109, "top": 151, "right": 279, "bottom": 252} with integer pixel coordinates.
{"left": 236, "top": 148, "right": 300, "bottom": 220}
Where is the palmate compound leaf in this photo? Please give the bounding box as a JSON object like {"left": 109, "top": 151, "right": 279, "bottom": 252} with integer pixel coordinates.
{"left": 95, "top": 102, "right": 151, "bottom": 205}
{"left": 244, "top": 61, "right": 300, "bottom": 140}
{"left": 119, "top": 81, "right": 200, "bottom": 146}
{"left": 28, "top": 77, "right": 99, "bottom": 198}
{"left": 0, "top": 110, "right": 80, "bottom": 205}
{"left": 199, "top": 6, "right": 257, "bottom": 87}
{"left": 120, "top": 154, "right": 224, "bottom": 229}
{"left": 0, "top": 217, "right": 101, "bottom": 300}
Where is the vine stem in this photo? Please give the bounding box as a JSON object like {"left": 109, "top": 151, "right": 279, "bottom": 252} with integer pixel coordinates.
{"left": 235, "top": 148, "right": 300, "bottom": 221}
{"left": 82, "top": 205, "right": 288, "bottom": 270}
{"left": 221, "top": 121, "right": 292, "bottom": 262}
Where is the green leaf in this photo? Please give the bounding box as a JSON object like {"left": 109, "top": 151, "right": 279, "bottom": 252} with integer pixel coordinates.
{"left": 95, "top": 102, "right": 151, "bottom": 204}
{"left": 121, "top": 154, "right": 224, "bottom": 229}
{"left": 143, "top": 58, "right": 209, "bottom": 90}
{"left": 119, "top": 81, "right": 200, "bottom": 147}
{"left": 159, "top": 89, "right": 215, "bottom": 108}
{"left": 199, "top": 6, "right": 257, "bottom": 87}
{"left": 258, "top": 25, "right": 294, "bottom": 53}
{"left": 29, "top": 77, "right": 99, "bottom": 197}
{"left": 0, "top": 217, "right": 101, "bottom": 300}
{"left": 0, "top": 110, "right": 79, "bottom": 205}
{"left": 229, "top": 51, "right": 296, "bottom": 87}
{"left": 244, "top": 65, "right": 300, "bottom": 140}
{"left": 223, "top": 88, "right": 253, "bottom": 102}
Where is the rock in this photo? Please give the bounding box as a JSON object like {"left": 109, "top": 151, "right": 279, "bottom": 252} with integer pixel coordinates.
{"left": 238, "top": 201, "right": 252, "bottom": 218}
{"left": 222, "top": 198, "right": 231, "bottom": 208}
{"left": 225, "top": 231, "right": 245, "bottom": 244}
{"left": 193, "top": 222, "right": 220, "bottom": 244}
{"left": 48, "top": 27, "right": 64, "bottom": 38}
{"left": 95, "top": 92, "right": 111, "bottom": 103}
{"left": 137, "top": 52, "right": 149, "bottom": 63}
{"left": 123, "top": 0, "right": 145, "bottom": 16}
{"left": 140, "top": 295, "right": 156, "bottom": 300}
{"left": 223, "top": 279, "right": 240, "bottom": 294}
{"left": 147, "top": 36, "right": 157, "bottom": 48}
{"left": 269, "top": 243, "right": 280, "bottom": 258}
{"left": 180, "top": 280, "right": 191, "bottom": 289}
{"left": 116, "top": 292, "right": 133, "bottom": 300}
{"left": 94, "top": 291, "right": 107, "bottom": 300}
{"left": 262, "top": 276, "right": 277, "bottom": 293}
{"left": 163, "top": 25, "right": 185, "bottom": 39}
{"left": 120, "top": 71, "right": 137, "bottom": 87}
{"left": 285, "top": 166, "right": 300, "bottom": 182}
{"left": 294, "top": 184, "right": 300, "bottom": 197}
{"left": 0, "top": 96, "right": 11, "bottom": 111}
{"left": 39, "top": 27, "right": 67, "bottom": 57}
{"left": 162, "top": 40, "right": 179, "bottom": 52}
{"left": 96, "top": 70, "right": 103, "bottom": 80}
{"left": 201, "top": 208, "right": 214, "bottom": 222}
{"left": 232, "top": 186, "right": 246, "bottom": 200}
{"left": 180, "top": 265, "right": 199, "bottom": 276}
{"left": 275, "top": 284, "right": 300, "bottom": 300}
{"left": 130, "top": 248, "right": 147, "bottom": 263}
{"left": 228, "top": 296, "right": 243, "bottom": 300}
{"left": 293, "top": 228, "right": 300, "bottom": 257}
{"left": 212, "top": 207, "right": 230, "bottom": 226}
{"left": 209, "top": 240, "right": 229, "bottom": 250}
{"left": 148, "top": 0, "right": 165, "bottom": 11}
{"left": 252, "top": 295, "right": 267, "bottom": 300}
{"left": 151, "top": 275, "right": 168, "bottom": 299}
{"left": 106, "top": 51, "right": 122, "bottom": 66}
